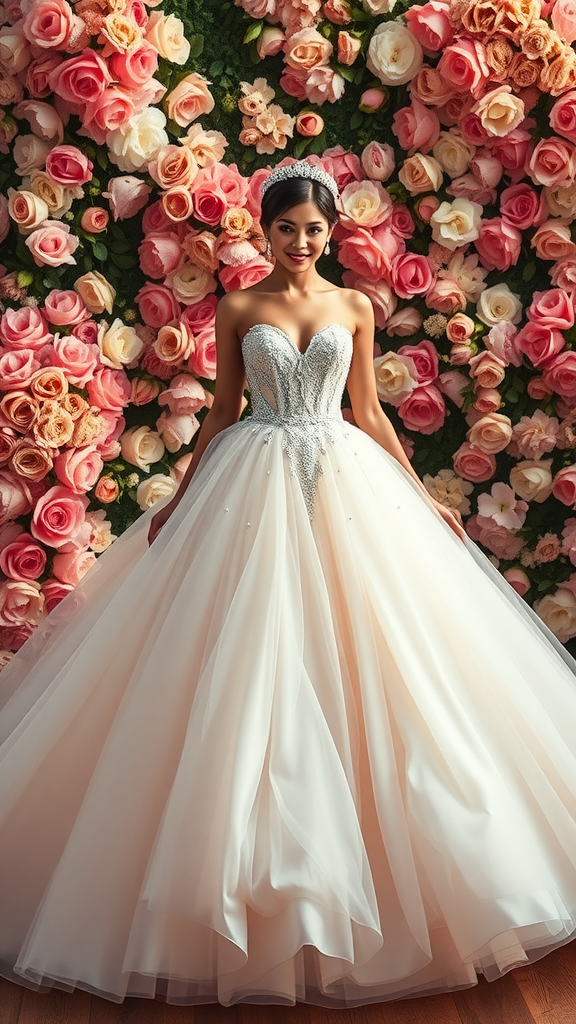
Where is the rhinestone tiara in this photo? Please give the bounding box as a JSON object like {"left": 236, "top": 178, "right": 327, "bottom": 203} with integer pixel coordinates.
{"left": 261, "top": 160, "right": 339, "bottom": 200}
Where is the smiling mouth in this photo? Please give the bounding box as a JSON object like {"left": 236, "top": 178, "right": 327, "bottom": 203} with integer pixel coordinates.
{"left": 287, "top": 253, "right": 310, "bottom": 260}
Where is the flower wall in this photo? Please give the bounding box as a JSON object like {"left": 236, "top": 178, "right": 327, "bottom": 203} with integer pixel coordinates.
{"left": 3, "top": 0, "right": 576, "bottom": 661}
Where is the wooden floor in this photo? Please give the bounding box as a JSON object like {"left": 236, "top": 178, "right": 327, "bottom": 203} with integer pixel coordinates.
{"left": 2, "top": 942, "right": 576, "bottom": 1024}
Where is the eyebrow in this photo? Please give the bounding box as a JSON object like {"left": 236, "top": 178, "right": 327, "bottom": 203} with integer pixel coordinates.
{"left": 277, "top": 218, "right": 324, "bottom": 226}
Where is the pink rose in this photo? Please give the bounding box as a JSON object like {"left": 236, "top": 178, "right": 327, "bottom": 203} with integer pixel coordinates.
{"left": 257, "top": 26, "right": 285, "bottom": 58}
{"left": 444, "top": 315, "right": 474, "bottom": 347}
{"left": 158, "top": 372, "right": 207, "bottom": 415}
{"left": 531, "top": 220, "right": 576, "bottom": 262}
{"left": 79, "top": 207, "right": 109, "bottom": 234}
{"left": 490, "top": 128, "right": 534, "bottom": 179}
{"left": 391, "top": 253, "right": 434, "bottom": 298}
{"left": 484, "top": 322, "right": 522, "bottom": 367}
{"left": 187, "top": 329, "right": 217, "bottom": 379}
{"left": 25, "top": 223, "right": 79, "bottom": 267}
{"left": 86, "top": 367, "right": 131, "bottom": 412}
{"left": 0, "top": 533, "right": 46, "bottom": 581}
{"left": 52, "top": 547, "right": 95, "bottom": 585}
{"left": 135, "top": 282, "right": 181, "bottom": 328}
{"left": 453, "top": 441, "right": 497, "bottom": 482}
{"left": 404, "top": 1, "right": 454, "bottom": 53}
{"left": 190, "top": 162, "right": 248, "bottom": 226}
{"left": 284, "top": 27, "right": 332, "bottom": 71}
{"left": 543, "top": 351, "right": 576, "bottom": 397}
{"left": 341, "top": 272, "right": 397, "bottom": 330}
{"left": 41, "top": 577, "right": 74, "bottom": 612}
{"left": 94, "top": 412, "right": 124, "bottom": 460}
{"left": 528, "top": 288, "right": 575, "bottom": 330}
{"left": 551, "top": 256, "right": 576, "bottom": 291}
{"left": 108, "top": 43, "right": 158, "bottom": 89}
{"left": 43, "top": 289, "right": 88, "bottom": 326}
{"left": 166, "top": 72, "right": 215, "bottom": 129}
{"left": 180, "top": 294, "right": 217, "bottom": 334}
{"left": 1, "top": 306, "right": 51, "bottom": 350}
{"left": 474, "top": 521, "right": 525, "bottom": 560}
{"left": 425, "top": 277, "right": 467, "bottom": 313}
{"left": 53, "top": 445, "right": 104, "bottom": 493}
{"left": 397, "top": 339, "right": 438, "bottom": 385}
{"left": 527, "top": 376, "right": 554, "bottom": 400}
{"left": 398, "top": 384, "right": 445, "bottom": 434}
{"left": 82, "top": 87, "right": 136, "bottom": 142}
{"left": 550, "top": 90, "right": 576, "bottom": 144}
{"left": 219, "top": 256, "right": 272, "bottom": 292}
{"left": 102, "top": 176, "right": 152, "bottom": 221}
{"left": 437, "top": 38, "right": 489, "bottom": 99}
{"left": 318, "top": 145, "right": 363, "bottom": 190}
{"left": 22, "top": 0, "right": 86, "bottom": 49}
{"left": 359, "top": 87, "right": 387, "bottom": 113}
{"left": 468, "top": 351, "right": 507, "bottom": 389}
{"left": 552, "top": 0, "right": 576, "bottom": 43}
{"left": 0, "top": 348, "right": 41, "bottom": 391}
{"left": 553, "top": 465, "right": 576, "bottom": 505}
{"left": 0, "top": 469, "right": 33, "bottom": 525}
{"left": 338, "top": 224, "right": 401, "bottom": 281}
{"left": 384, "top": 308, "right": 423, "bottom": 337}
{"left": 528, "top": 137, "right": 576, "bottom": 188}
{"left": 156, "top": 410, "right": 198, "bottom": 452}
{"left": 45, "top": 144, "right": 93, "bottom": 187}
{"left": 392, "top": 98, "right": 440, "bottom": 154}
{"left": 279, "top": 67, "right": 308, "bottom": 102}
{"left": 48, "top": 48, "right": 112, "bottom": 106}
{"left": 510, "top": 410, "right": 559, "bottom": 460}
{"left": 138, "top": 232, "right": 183, "bottom": 279}
{"left": 475, "top": 217, "right": 522, "bottom": 272}
{"left": 438, "top": 369, "right": 468, "bottom": 408}
{"left": 31, "top": 484, "right": 88, "bottom": 551}
{"left": 499, "top": 183, "right": 548, "bottom": 231}
{"left": 72, "top": 320, "right": 98, "bottom": 345}
{"left": 51, "top": 335, "right": 99, "bottom": 387}
{"left": 472, "top": 386, "right": 502, "bottom": 414}
{"left": 337, "top": 30, "right": 360, "bottom": 65}
{"left": 467, "top": 412, "right": 513, "bottom": 453}
{"left": 503, "top": 567, "right": 531, "bottom": 596}
{"left": 516, "top": 322, "right": 565, "bottom": 367}
{"left": 360, "top": 141, "right": 395, "bottom": 182}
{"left": 25, "top": 53, "right": 61, "bottom": 97}
{"left": 130, "top": 375, "right": 162, "bottom": 405}
{"left": 323, "top": 0, "right": 351, "bottom": 23}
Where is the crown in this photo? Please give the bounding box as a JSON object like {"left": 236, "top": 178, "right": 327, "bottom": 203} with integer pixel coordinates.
{"left": 261, "top": 159, "right": 339, "bottom": 200}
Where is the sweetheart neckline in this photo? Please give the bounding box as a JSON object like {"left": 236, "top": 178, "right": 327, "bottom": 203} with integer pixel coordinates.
{"left": 241, "top": 323, "right": 353, "bottom": 357}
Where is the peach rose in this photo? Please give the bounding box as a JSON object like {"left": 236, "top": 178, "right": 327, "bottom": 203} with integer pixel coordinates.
{"left": 399, "top": 153, "right": 444, "bottom": 196}
{"left": 337, "top": 30, "right": 360, "bottom": 65}
{"left": 467, "top": 412, "right": 513, "bottom": 453}
{"left": 284, "top": 27, "right": 332, "bottom": 71}
{"left": 384, "top": 308, "right": 423, "bottom": 336}
{"left": 166, "top": 72, "right": 214, "bottom": 129}
{"left": 468, "top": 351, "right": 507, "bottom": 389}
{"left": 446, "top": 313, "right": 474, "bottom": 342}
{"left": 94, "top": 475, "right": 119, "bottom": 503}
{"left": 97, "top": 318, "right": 144, "bottom": 369}
{"left": 528, "top": 136, "right": 576, "bottom": 188}
{"left": 34, "top": 399, "right": 74, "bottom": 447}
{"left": 80, "top": 206, "right": 109, "bottom": 233}
{"left": 534, "top": 588, "right": 576, "bottom": 642}
{"left": 531, "top": 220, "right": 576, "bottom": 261}
{"left": 31, "top": 484, "right": 88, "bottom": 550}
{"left": 177, "top": 124, "right": 228, "bottom": 169}
{"left": 552, "top": 0, "right": 576, "bottom": 44}
{"left": 156, "top": 409, "right": 199, "bottom": 452}
{"left": 0, "top": 392, "right": 40, "bottom": 433}
{"left": 472, "top": 85, "right": 524, "bottom": 138}
{"left": 25, "top": 222, "right": 79, "bottom": 267}
{"left": 52, "top": 548, "right": 95, "bottom": 586}
{"left": 0, "top": 533, "right": 46, "bottom": 581}
{"left": 295, "top": 110, "right": 324, "bottom": 137}
{"left": 153, "top": 321, "right": 194, "bottom": 364}
{"left": 430, "top": 197, "right": 482, "bottom": 250}
{"left": 165, "top": 263, "right": 217, "bottom": 305}
{"left": 30, "top": 366, "right": 68, "bottom": 401}
{"left": 7, "top": 188, "right": 49, "bottom": 234}
{"left": 472, "top": 386, "right": 502, "bottom": 414}
{"left": 74, "top": 271, "right": 116, "bottom": 315}
{"left": 0, "top": 22, "right": 31, "bottom": 75}
{"left": 425, "top": 277, "right": 467, "bottom": 313}
{"left": 144, "top": 11, "right": 190, "bottom": 63}
{"left": 0, "top": 580, "right": 44, "bottom": 626}
{"left": 53, "top": 445, "right": 103, "bottom": 494}
{"left": 360, "top": 141, "right": 394, "bottom": 182}
{"left": 10, "top": 440, "right": 54, "bottom": 481}
{"left": 149, "top": 144, "right": 198, "bottom": 190}
{"left": 452, "top": 441, "right": 497, "bottom": 482}
{"left": 136, "top": 472, "right": 176, "bottom": 510}
{"left": 257, "top": 26, "right": 285, "bottom": 57}
{"left": 338, "top": 180, "right": 391, "bottom": 229}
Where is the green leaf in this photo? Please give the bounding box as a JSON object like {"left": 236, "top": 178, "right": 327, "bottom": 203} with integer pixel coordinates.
{"left": 209, "top": 60, "right": 224, "bottom": 77}
{"left": 308, "top": 130, "right": 327, "bottom": 155}
{"left": 108, "top": 238, "right": 131, "bottom": 254}
{"left": 349, "top": 109, "right": 363, "bottom": 130}
{"left": 537, "top": 579, "right": 554, "bottom": 592}
{"left": 42, "top": 270, "right": 62, "bottom": 289}
{"left": 189, "top": 33, "right": 204, "bottom": 59}
{"left": 110, "top": 251, "right": 137, "bottom": 269}
{"left": 95, "top": 148, "right": 108, "bottom": 171}
{"left": 350, "top": 6, "right": 372, "bottom": 19}
{"left": 243, "top": 20, "right": 263, "bottom": 44}
{"left": 522, "top": 261, "right": 536, "bottom": 283}
{"left": 334, "top": 62, "right": 356, "bottom": 83}
{"left": 293, "top": 136, "right": 312, "bottom": 159}
{"left": 242, "top": 148, "right": 256, "bottom": 165}
{"left": 92, "top": 241, "right": 108, "bottom": 261}
{"left": 17, "top": 270, "right": 34, "bottom": 287}
{"left": 505, "top": 388, "right": 519, "bottom": 403}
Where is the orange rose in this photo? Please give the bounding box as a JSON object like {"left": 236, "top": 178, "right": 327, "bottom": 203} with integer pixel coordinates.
{"left": 149, "top": 144, "right": 198, "bottom": 190}
{"left": 161, "top": 186, "right": 194, "bottom": 222}
{"left": 80, "top": 206, "right": 109, "bottom": 233}
{"left": 220, "top": 207, "right": 253, "bottom": 237}
{"left": 10, "top": 439, "right": 54, "bottom": 481}
{"left": 0, "top": 391, "right": 40, "bottom": 432}
{"left": 62, "top": 393, "right": 89, "bottom": 420}
{"left": 295, "top": 111, "right": 324, "bottom": 137}
{"left": 284, "top": 28, "right": 332, "bottom": 71}
{"left": 337, "top": 30, "right": 360, "bottom": 66}
{"left": 94, "top": 475, "right": 119, "bottom": 503}
{"left": 181, "top": 230, "right": 219, "bottom": 272}
{"left": 29, "top": 367, "right": 68, "bottom": 402}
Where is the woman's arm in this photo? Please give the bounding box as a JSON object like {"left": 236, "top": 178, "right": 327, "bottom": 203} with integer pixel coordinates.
{"left": 346, "top": 291, "right": 465, "bottom": 539}
{"left": 148, "top": 297, "right": 246, "bottom": 544}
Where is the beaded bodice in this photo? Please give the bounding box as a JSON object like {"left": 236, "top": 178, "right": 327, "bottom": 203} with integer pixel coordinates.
{"left": 241, "top": 323, "right": 353, "bottom": 516}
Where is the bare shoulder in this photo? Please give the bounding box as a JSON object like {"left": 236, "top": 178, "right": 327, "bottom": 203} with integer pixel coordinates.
{"left": 337, "top": 287, "right": 374, "bottom": 335}
{"left": 216, "top": 289, "right": 252, "bottom": 338}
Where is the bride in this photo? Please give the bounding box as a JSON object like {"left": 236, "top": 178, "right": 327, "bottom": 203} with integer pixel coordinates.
{"left": 1, "top": 159, "right": 576, "bottom": 1008}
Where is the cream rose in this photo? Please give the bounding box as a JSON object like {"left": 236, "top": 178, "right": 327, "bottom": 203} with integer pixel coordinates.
{"left": 534, "top": 588, "right": 576, "bottom": 642}
{"left": 467, "top": 412, "right": 513, "bottom": 453}
{"left": 367, "top": 22, "right": 423, "bottom": 86}
{"left": 97, "top": 318, "right": 144, "bottom": 369}
{"left": 120, "top": 425, "right": 165, "bottom": 472}
{"left": 166, "top": 262, "right": 217, "bottom": 305}
{"left": 423, "top": 468, "right": 473, "bottom": 515}
{"left": 373, "top": 351, "right": 417, "bottom": 406}
{"left": 432, "top": 131, "right": 476, "bottom": 179}
{"left": 544, "top": 182, "right": 576, "bottom": 219}
{"left": 136, "top": 472, "right": 177, "bottom": 509}
{"left": 509, "top": 460, "right": 553, "bottom": 503}
{"left": 145, "top": 12, "right": 190, "bottom": 64}
{"left": 430, "top": 197, "right": 482, "bottom": 250}
{"left": 338, "top": 180, "right": 392, "bottom": 228}
{"left": 74, "top": 271, "right": 116, "bottom": 315}
{"left": 473, "top": 86, "right": 525, "bottom": 138}
{"left": 153, "top": 322, "right": 194, "bottom": 364}
{"left": 7, "top": 188, "right": 49, "bottom": 234}
{"left": 477, "top": 283, "right": 523, "bottom": 326}
{"left": 27, "top": 170, "right": 73, "bottom": 218}
{"left": 398, "top": 154, "right": 444, "bottom": 196}
{"left": 107, "top": 107, "right": 169, "bottom": 173}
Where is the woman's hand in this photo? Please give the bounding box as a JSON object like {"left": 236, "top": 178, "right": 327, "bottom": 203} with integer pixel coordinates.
{"left": 431, "top": 499, "right": 466, "bottom": 541}
{"left": 148, "top": 499, "right": 178, "bottom": 546}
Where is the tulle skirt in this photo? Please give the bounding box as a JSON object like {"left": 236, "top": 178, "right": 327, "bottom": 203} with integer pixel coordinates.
{"left": 1, "top": 418, "right": 576, "bottom": 1006}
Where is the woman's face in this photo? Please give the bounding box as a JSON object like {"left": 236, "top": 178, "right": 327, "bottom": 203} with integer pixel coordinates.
{"left": 267, "top": 200, "right": 331, "bottom": 272}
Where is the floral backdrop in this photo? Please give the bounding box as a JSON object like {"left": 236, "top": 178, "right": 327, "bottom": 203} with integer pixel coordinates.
{"left": 3, "top": 0, "right": 576, "bottom": 662}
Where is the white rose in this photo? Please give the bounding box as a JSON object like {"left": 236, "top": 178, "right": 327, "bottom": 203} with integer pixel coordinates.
{"left": 544, "top": 182, "right": 576, "bottom": 219}
{"left": 0, "top": 21, "right": 30, "bottom": 74}
{"left": 107, "top": 107, "right": 169, "bottom": 173}
{"left": 97, "top": 318, "right": 144, "bottom": 369}
{"left": 432, "top": 131, "right": 476, "bottom": 179}
{"left": 430, "top": 198, "right": 482, "bottom": 250}
{"left": 145, "top": 12, "right": 190, "bottom": 64}
{"left": 339, "top": 179, "right": 392, "bottom": 228}
{"left": 363, "top": 0, "right": 397, "bottom": 11}
{"left": 366, "top": 22, "right": 423, "bottom": 87}
{"left": 373, "top": 351, "right": 417, "bottom": 406}
{"left": 13, "top": 134, "right": 51, "bottom": 177}
{"left": 137, "top": 473, "right": 177, "bottom": 510}
{"left": 534, "top": 588, "right": 576, "bottom": 642}
{"left": 166, "top": 262, "right": 217, "bottom": 305}
{"left": 120, "top": 425, "right": 165, "bottom": 472}
{"left": 509, "top": 460, "right": 553, "bottom": 503}
{"left": 398, "top": 154, "right": 444, "bottom": 196}
{"left": 477, "top": 284, "right": 523, "bottom": 327}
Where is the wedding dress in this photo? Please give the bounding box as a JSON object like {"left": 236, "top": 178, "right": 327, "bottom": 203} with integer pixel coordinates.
{"left": 2, "top": 322, "right": 576, "bottom": 1007}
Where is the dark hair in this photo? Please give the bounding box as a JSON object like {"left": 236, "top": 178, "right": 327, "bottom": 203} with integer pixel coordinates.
{"left": 260, "top": 177, "right": 339, "bottom": 230}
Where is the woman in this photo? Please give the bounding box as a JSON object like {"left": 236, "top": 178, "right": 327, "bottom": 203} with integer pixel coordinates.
{"left": 1, "top": 160, "right": 576, "bottom": 1008}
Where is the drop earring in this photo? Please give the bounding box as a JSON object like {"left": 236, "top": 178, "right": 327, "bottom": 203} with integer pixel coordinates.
{"left": 264, "top": 237, "right": 273, "bottom": 260}
{"left": 324, "top": 240, "right": 331, "bottom": 255}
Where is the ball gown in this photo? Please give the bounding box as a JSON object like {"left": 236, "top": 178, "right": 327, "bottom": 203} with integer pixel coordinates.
{"left": 2, "top": 322, "right": 576, "bottom": 1007}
